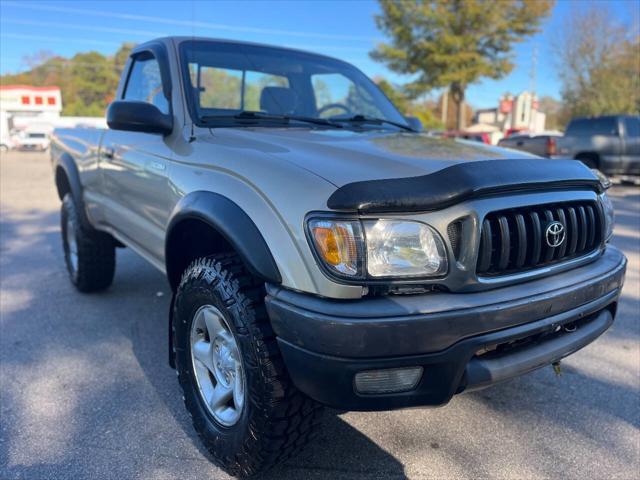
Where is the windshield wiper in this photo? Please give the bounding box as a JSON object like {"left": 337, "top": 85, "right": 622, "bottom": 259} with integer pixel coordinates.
{"left": 233, "top": 111, "right": 288, "bottom": 122}
{"left": 200, "top": 111, "right": 289, "bottom": 125}
{"left": 202, "top": 111, "right": 343, "bottom": 128}
{"left": 331, "top": 114, "right": 415, "bottom": 132}
{"left": 286, "top": 115, "right": 344, "bottom": 128}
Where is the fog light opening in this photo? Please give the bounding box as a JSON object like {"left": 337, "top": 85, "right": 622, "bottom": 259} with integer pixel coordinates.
{"left": 354, "top": 366, "right": 423, "bottom": 394}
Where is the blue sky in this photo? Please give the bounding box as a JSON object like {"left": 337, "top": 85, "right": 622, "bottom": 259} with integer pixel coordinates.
{"left": 0, "top": 0, "right": 637, "bottom": 108}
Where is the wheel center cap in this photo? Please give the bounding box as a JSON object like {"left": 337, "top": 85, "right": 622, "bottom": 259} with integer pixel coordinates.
{"left": 213, "top": 338, "right": 235, "bottom": 385}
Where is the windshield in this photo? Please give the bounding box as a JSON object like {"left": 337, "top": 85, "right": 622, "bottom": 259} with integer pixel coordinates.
{"left": 179, "top": 40, "right": 409, "bottom": 129}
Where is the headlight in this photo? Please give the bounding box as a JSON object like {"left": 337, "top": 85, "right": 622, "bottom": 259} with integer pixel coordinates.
{"left": 600, "top": 193, "right": 615, "bottom": 242}
{"left": 307, "top": 218, "right": 447, "bottom": 280}
{"left": 363, "top": 220, "right": 447, "bottom": 277}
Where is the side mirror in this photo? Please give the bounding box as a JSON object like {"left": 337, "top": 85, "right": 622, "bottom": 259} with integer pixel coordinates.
{"left": 107, "top": 100, "right": 173, "bottom": 135}
{"left": 405, "top": 116, "right": 423, "bottom": 132}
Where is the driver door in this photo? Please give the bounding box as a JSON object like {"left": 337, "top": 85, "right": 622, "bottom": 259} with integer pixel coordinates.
{"left": 100, "top": 51, "right": 174, "bottom": 263}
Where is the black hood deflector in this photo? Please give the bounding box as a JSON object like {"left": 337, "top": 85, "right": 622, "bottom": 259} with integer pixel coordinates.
{"left": 327, "top": 159, "right": 602, "bottom": 213}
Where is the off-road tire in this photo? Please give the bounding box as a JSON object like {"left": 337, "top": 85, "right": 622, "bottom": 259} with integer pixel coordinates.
{"left": 173, "top": 254, "right": 323, "bottom": 477}
{"left": 576, "top": 153, "right": 599, "bottom": 170}
{"left": 61, "top": 193, "right": 116, "bottom": 292}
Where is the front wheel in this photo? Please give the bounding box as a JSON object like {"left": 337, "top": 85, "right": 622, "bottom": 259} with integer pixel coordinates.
{"left": 173, "top": 254, "right": 323, "bottom": 477}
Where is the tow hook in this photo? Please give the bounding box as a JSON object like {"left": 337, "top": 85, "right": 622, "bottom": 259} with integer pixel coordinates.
{"left": 552, "top": 360, "right": 562, "bottom": 376}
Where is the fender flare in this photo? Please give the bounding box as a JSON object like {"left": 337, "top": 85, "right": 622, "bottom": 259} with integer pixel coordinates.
{"left": 165, "top": 191, "right": 282, "bottom": 290}
{"left": 55, "top": 153, "right": 91, "bottom": 226}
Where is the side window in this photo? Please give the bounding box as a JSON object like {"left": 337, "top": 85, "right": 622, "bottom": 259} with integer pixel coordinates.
{"left": 565, "top": 119, "right": 589, "bottom": 136}
{"left": 191, "top": 65, "right": 243, "bottom": 110}
{"left": 623, "top": 117, "right": 640, "bottom": 137}
{"left": 124, "top": 55, "right": 169, "bottom": 114}
{"left": 591, "top": 117, "right": 618, "bottom": 136}
{"left": 312, "top": 73, "right": 382, "bottom": 118}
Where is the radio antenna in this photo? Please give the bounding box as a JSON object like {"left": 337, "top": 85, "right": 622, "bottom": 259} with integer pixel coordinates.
{"left": 189, "top": 0, "right": 196, "bottom": 142}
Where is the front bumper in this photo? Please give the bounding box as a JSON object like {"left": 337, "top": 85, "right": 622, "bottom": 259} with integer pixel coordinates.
{"left": 265, "top": 247, "right": 626, "bottom": 410}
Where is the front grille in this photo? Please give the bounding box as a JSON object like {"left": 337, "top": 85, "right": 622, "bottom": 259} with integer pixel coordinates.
{"left": 476, "top": 200, "right": 602, "bottom": 276}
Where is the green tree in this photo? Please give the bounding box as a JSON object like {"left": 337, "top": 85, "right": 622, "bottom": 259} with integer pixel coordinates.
{"left": 371, "top": 0, "right": 553, "bottom": 129}
{"left": 1, "top": 42, "right": 136, "bottom": 116}
{"left": 66, "top": 51, "right": 120, "bottom": 115}
{"left": 375, "top": 77, "right": 445, "bottom": 129}
{"left": 537, "top": 96, "right": 564, "bottom": 131}
{"left": 554, "top": 6, "right": 640, "bottom": 121}
{"left": 114, "top": 43, "right": 135, "bottom": 77}
{"left": 375, "top": 78, "right": 410, "bottom": 112}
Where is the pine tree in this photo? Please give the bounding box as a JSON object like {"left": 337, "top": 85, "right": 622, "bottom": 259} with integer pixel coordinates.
{"left": 371, "top": 0, "right": 553, "bottom": 129}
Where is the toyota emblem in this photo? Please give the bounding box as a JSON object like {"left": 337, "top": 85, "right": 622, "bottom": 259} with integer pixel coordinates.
{"left": 545, "top": 221, "right": 566, "bottom": 248}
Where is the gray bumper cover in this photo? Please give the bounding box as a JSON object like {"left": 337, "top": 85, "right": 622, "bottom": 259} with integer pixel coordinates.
{"left": 266, "top": 246, "right": 626, "bottom": 359}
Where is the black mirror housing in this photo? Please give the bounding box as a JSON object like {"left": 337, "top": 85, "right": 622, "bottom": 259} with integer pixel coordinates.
{"left": 107, "top": 101, "right": 173, "bottom": 135}
{"left": 405, "top": 116, "right": 423, "bottom": 132}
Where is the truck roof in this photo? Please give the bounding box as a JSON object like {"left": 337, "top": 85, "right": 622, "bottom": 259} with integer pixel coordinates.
{"left": 136, "top": 36, "right": 350, "bottom": 65}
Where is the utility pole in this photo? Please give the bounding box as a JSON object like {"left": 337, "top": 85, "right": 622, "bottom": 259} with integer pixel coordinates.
{"left": 441, "top": 87, "right": 448, "bottom": 128}
{"left": 529, "top": 44, "right": 538, "bottom": 95}
{"left": 529, "top": 44, "right": 538, "bottom": 131}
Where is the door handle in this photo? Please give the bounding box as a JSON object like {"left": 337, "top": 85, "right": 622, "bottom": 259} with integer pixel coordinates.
{"left": 104, "top": 147, "right": 115, "bottom": 160}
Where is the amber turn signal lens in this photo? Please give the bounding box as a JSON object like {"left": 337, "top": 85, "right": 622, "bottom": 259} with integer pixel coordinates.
{"left": 312, "top": 226, "right": 341, "bottom": 265}
{"left": 308, "top": 219, "right": 362, "bottom": 277}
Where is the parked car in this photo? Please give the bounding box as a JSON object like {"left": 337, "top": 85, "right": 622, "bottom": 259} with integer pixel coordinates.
{"left": 0, "top": 137, "right": 11, "bottom": 152}
{"left": 555, "top": 115, "right": 640, "bottom": 177}
{"left": 50, "top": 37, "right": 626, "bottom": 477}
{"left": 14, "top": 129, "right": 50, "bottom": 151}
{"left": 498, "top": 132, "right": 562, "bottom": 157}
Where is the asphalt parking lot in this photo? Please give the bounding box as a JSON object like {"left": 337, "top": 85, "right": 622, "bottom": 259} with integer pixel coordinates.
{"left": 1, "top": 151, "right": 638, "bottom": 480}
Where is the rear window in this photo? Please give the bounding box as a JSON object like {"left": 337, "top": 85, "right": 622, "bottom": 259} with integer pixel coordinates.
{"left": 566, "top": 117, "right": 618, "bottom": 136}
{"left": 27, "top": 133, "right": 46, "bottom": 138}
{"left": 188, "top": 64, "right": 289, "bottom": 112}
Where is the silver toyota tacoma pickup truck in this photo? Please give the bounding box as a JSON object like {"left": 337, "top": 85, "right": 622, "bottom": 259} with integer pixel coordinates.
{"left": 50, "top": 37, "right": 627, "bottom": 477}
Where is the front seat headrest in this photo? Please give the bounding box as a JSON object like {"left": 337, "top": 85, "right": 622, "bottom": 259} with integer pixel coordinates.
{"left": 260, "top": 87, "right": 297, "bottom": 115}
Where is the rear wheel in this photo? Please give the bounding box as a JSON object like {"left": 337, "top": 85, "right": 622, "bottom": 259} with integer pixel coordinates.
{"left": 61, "top": 193, "right": 116, "bottom": 292}
{"left": 173, "top": 254, "right": 323, "bottom": 477}
{"left": 576, "top": 153, "right": 599, "bottom": 170}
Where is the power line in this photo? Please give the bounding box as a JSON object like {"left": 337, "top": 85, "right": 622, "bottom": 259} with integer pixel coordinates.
{"left": 0, "top": 31, "right": 370, "bottom": 59}
{"left": 1, "top": 1, "right": 378, "bottom": 42}
{"left": 1, "top": 33, "right": 122, "bottom": 47}
{"left": 0, "top": 18, "right": 167, "bottom": 38}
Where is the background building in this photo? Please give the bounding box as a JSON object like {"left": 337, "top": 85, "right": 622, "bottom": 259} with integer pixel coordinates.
{"left": 1, "top": 85, "right": 106, "bottom": 150}
{"left": 0, "top": 85, "right": 62, "bottom": 132}
{"left": 472, "top": 91, "right": 547, "bottom": 141}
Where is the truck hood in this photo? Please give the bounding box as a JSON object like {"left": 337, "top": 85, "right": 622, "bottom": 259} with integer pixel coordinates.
{"left": 204, "top": 128, "right": 538, "bottom": 187}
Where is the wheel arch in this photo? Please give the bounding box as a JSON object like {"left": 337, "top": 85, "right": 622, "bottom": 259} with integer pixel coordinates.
{"left": 165, "top": 191, "right": 282, "bottom": 292}
{"left": 54, "top": 153, "right": 93, "bottom": 228}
